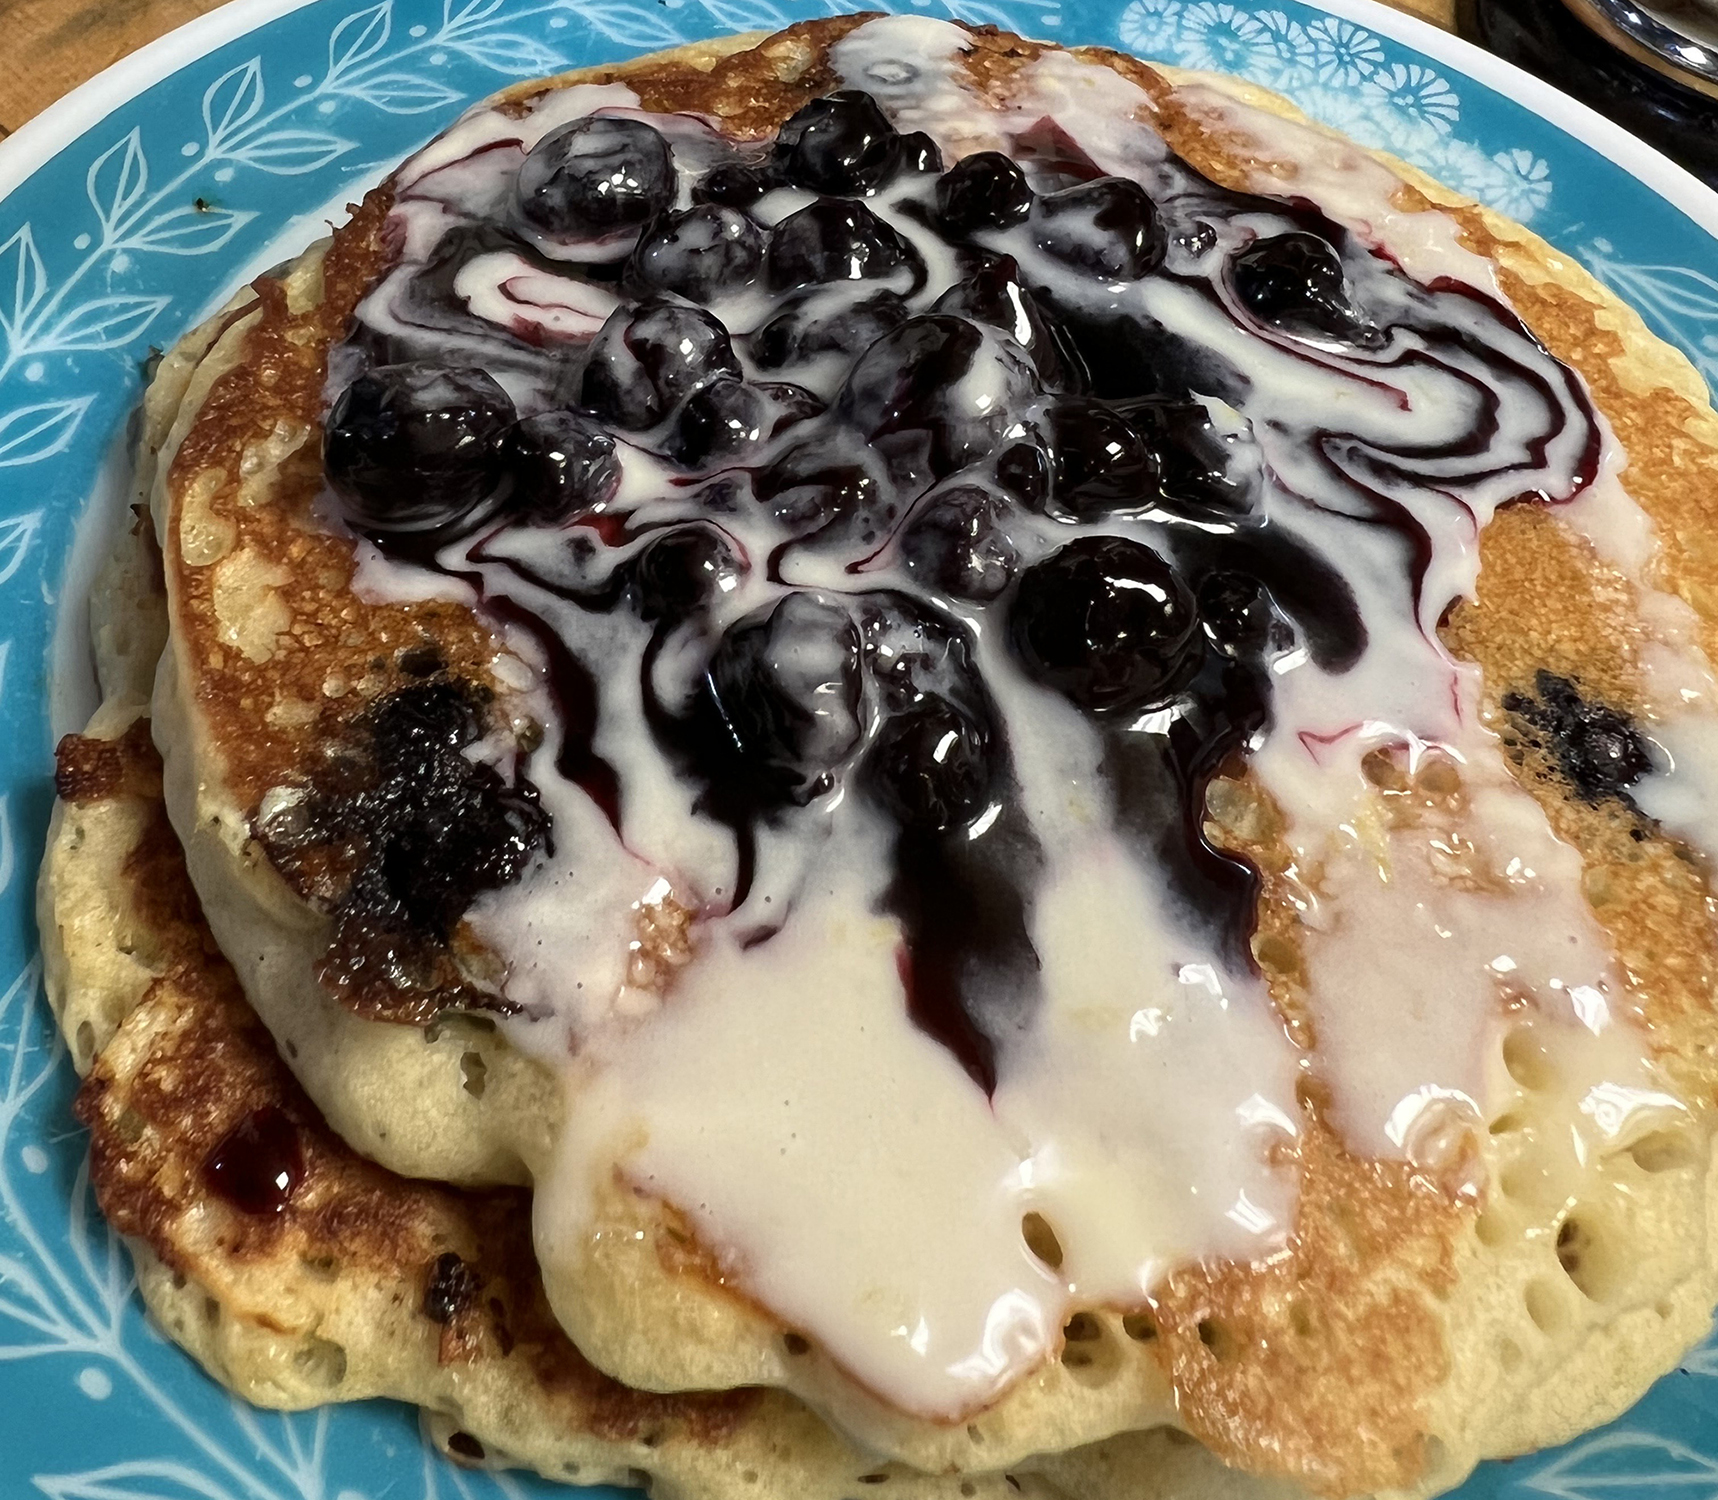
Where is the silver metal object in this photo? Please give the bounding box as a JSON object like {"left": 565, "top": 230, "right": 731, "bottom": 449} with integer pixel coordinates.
{"left": 1561, "top": 0, "right": 1718, "bottom": 95}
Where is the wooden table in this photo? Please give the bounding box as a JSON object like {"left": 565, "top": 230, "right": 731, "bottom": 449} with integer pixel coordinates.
{"left": 0, "top": 0, "right": 1458, "bottom": 137}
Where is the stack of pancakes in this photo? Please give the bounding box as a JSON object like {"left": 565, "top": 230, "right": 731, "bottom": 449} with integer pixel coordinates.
{"left": 36, "top": 17, "right": 1718, "bottom": 1500}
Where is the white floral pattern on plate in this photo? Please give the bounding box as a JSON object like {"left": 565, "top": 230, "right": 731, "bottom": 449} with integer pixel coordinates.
{"left": 1, "top": 0, "right": 1716, "bottom": 1496}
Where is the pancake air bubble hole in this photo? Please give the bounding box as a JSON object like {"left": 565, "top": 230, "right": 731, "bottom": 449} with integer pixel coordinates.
{"left": 74, "top": 1020, "right": 96, "bottom": 1069}
{"left": 1196, "top": 1317, "right": 1237, "bottom": 1362}
{"left": 1021, "top": 1211, "right": 1064, "bottom": 1270}
{"left": 1122, "top": 1310, "right": 1158, "bottom": 1342}
{"left": 1557, "top": 1213, "right": 1624, "bottom": 1302}
{"left": 1474, "top": 1208, "right": 1512, "bottom": 1248}
{"left": 1488, "top": 1110, "right": 1527, "bottom": 1136}
{"left": 782, "top": 1332, "right": 810, "bottom": 1356}
{"left": 446, "top": 1432, "right": 485, "bottom": 1464}
{"left": 1060, "top": 1312, "right": 1100, "bottom": 1366}
{"left": 1627, "top": 1128, "right": 1701, "bottom": 1173}
{"left": 459, "top": 1049, "right": 488, "bottom": 1098}
{"left": 1502, "top": 1029, "right": 1559, "bottom": 1092}
{"left": 292, "top": 1335, "right": 348, "bottom": 1388}
{"left": 1524, "top": 1277, "right": 1572, "bottom": 1336}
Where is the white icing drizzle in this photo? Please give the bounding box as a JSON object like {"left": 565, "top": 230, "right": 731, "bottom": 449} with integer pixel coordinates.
{"left": 327, "top": 15, "right": 1696, "bottom": 1419}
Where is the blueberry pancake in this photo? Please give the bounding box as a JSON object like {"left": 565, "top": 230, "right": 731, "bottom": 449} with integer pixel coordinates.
{"left": 43, "top": 13, "right": 1718, "bottom": 1499}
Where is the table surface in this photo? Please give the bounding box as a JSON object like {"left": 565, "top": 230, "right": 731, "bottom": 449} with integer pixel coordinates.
{"left": 0, "top": 0, "right": 1457, "bottom": 137}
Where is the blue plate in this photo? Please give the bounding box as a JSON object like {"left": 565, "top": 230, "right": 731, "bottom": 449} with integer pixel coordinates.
{"left": 3, "top": 0, "right": 1718, "bottom": 1494}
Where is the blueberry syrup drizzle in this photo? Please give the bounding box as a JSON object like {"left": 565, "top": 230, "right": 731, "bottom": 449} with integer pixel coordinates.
{"left": 324, "top": 55, "right": 1602, "bottom": 1102}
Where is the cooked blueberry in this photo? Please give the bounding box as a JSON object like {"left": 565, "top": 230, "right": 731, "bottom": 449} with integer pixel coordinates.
{"left": 853, "top": 595, "right": 985, "bottom": 743}
{"left": 1041, "top": 398, "right": 1153, "bottom": 519}
{"left": 669, "top": 378, "right": 769, "bottom": 468}
{"left": 1119, "top": 396, "right": 1255, "bottom": 516}
{"left": 1050, "top": 306, "right": 1222, "bottom": 402}
{"left": 754, "top": 381, "right": 827, "bottom": 429}
{"left": 1232, "top": 231, "right": 1362, "bottom": 339}
{"left": 1032, "top": 178, "right": 1165, "bottom": 280}
{"left": 631, "top": 524, "right": 742, "bottom": 621}
{"left": 1009, "top": 536, "right": 1199, "bottom": 712}
{"left": 268, "top": 681, "right": 551, "bottom": 951}
{"left": 899, "top": 485, "right": 1017, "bottom": 600}
{"left": 992, "top": 442, "right": 1050, "bottom": 508}
{"left": 694, "top": 160, "right": 782, "bottom": 208}
{"left": 1197, "top": 571, "right": 1276, "bottom": 658}
{"left": 774, "top": 91, "right": 898, "bottom": 195}
{"left": 890, "top": 132, "right": 944, "bottom": 176}
{"left": 756, "top": 441, "right": 894, "bottom": 541}
{"left": 837, "top": 315, "right": 1039, "bottom": 491}
{"left": 751, "top": 289, "right": 909, "bottom": 370}
{"left": 631, "top": 205, "right": 766, "bottom": 302}
{"left": 932, "top": 256, "right": 1085, "bottom": 391}
{"left": 705, "top": 593, "right": 863, "bottom": 800}
{"left": 325, "top": 363, "right": 515, "bottom": 534}
{"left": 579, "top": 300, "right": 742, "bottom": 429}
{"left": 507, "top": 409, "right": 620, "bottom": 521}
{"left": 935, "top": 153, "right": 1033, "bottom": 235}
{"left": 867, "top": 696, "right": 994, "bottom": 832}
{"left": 517, "top": 117, "right": 673, "bottom": 236}
{"left": 766, "top": 199, "right": 918, "bottom": 290}
{"left": 672, "top": 380, "right": 825, "bottom": 470}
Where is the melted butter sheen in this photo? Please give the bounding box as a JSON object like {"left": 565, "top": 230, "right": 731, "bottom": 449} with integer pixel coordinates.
{"left": 331, "top": 15, "right": 1687, "bottom": 1417}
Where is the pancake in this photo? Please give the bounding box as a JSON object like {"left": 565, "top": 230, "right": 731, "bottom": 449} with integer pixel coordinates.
{"left": 42, "top": 701, "right": 1077, "bottom": 1500}
{"left": 41, "top": 14, "right": 1718, "bottom": 1500}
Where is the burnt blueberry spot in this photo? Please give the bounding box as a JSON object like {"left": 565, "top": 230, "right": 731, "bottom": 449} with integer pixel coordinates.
{"left": 423, "top": 1251, "right": 482, "bottom": 1323}
{"left": 1502, "top": 672, "right": 1653, "bottom": 806}
{"left": 446, "top": 1433, "right": 486, "bottom": 1463}
{"left": 260, "top": 681, "right": 551, "bottom": 1022}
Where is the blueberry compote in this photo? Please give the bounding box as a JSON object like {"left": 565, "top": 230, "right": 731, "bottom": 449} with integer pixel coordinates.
{"left": 321, "top": 54, "right": 1599, "bottom": 1107}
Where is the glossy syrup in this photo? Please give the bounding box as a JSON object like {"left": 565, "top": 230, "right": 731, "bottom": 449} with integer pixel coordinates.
{"left": 202, "top": 1105, "right": 305, "bottom": 1216}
